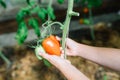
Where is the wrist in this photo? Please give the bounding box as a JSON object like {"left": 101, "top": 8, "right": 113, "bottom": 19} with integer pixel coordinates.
{"left": 76, "top": 43, "right": 94, "bottom": 57}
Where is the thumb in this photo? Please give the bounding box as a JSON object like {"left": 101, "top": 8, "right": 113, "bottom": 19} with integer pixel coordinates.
{"left": 39, "top": 52, "right": 51, "bottom": 61}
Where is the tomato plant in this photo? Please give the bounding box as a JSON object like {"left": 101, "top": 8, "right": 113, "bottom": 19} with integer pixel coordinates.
{"left": 15, "top": 0, "right": 79, "bottom": 66}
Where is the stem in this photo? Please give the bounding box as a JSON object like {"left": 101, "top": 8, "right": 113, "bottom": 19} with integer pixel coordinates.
{"left": 0, "top": 51, "right": 11, "bottom": 65}
{"left": 62, "top": 0, "right": 79, "bottom": 59}
{"left": 89, "top": 7, "right": 95, "bottom": 40}
{"left": 48, "top": 22, "right": 63, "bottom": 28}
{"left": 48, "top": 0, "right": 53, "bottom": 7}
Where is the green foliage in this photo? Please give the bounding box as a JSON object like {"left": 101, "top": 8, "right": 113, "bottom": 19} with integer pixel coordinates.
{"left": 0, "top": 0, "right": 6, "bottom": 8}
{"left": 28, "top": 18, "right": 40, "bottom": 37}
{"left": 47, "top": 6, "right": 56, "bottom": 20}
{"left": 26, "top": 0, "right": 35, "bottom": 5}
{"left": 38, "top": 8, "right": 47, "bottom": 22}
{"left": 74, "top": 0, "right": 81, "bottom": 3}
{"left": 83, "top": 19, "right": 90, "bottom": 25}
{"left": 16, "top": 9, "right": 30, "bottom": 24}
{"left": 57, "top": 0, "right": 64, "bottom": 4}
{"left": 43, "top": 59, "right": 52, "bottom": 67}
{"left": 82, "top": 0, "right": 102, "bottom": 8}
{"left": 15, "top": 21, "right": 28, "bottom": 44}
{"left": 26, "top": 0, "right": 30, "bottom": 5}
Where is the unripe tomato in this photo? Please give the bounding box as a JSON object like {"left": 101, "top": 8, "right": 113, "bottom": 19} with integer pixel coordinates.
{"left": 42, "top": 35, "right": 61, "bottom": 56}
{"left": 79, "top": 18, "right": 84, "bottom": 24}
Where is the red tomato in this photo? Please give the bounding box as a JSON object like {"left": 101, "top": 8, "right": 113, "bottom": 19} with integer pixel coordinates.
{"left": 42, "top": 35, "right": 61, "bottom": 56}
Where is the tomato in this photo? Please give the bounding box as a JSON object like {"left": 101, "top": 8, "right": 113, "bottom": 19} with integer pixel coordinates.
{"left": 79, "top": 18, "right": 84, "bottom": 24}
{"left": 83, "top": 7, "right": 89, "bottom": 13}
{"left": 49, "top": 35, "right": 60, "bottom": 46}
{"left": 42, "top": 35, "right": 61, "bottom": 56}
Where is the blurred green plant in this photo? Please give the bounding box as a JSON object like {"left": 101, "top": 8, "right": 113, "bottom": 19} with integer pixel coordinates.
{"left": 0, "top": 0, "right": 6, "bottom": 8}
{"left": 82, "top": 0, "right": 102, "bottom": 8}
{"left": 0, "top": 51, "right": 11, "bottom": 68}
{"left": 16, "top": 0, "right": 56, "bottom": 45}
{"left": 79, "top": 0, "right": 102, "bottom": 40}
{"left": 15, "top": 0, "right": 65, "bottom": 67}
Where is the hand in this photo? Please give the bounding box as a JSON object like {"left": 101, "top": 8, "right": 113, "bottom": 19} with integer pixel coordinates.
{"left": 39, "top": 52, "right": 71, "bottom": 68}
{"left": 39, "top": 52, "right": 89, "bottom": 80}
{"left": 66, "top": 38, "right": 80, "bottom": 56}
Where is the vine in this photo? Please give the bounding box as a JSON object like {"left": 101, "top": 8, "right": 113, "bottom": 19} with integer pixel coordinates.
{"left": 0, "top": 51, "right": 11, "bottom": 68}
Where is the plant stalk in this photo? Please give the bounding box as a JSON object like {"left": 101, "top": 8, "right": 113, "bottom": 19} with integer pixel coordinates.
{"left": 0, "top": 51, "right": 11, "bottom": 66}
{"left": 62, "top": 0, "right": 79, "bottom": 59}
{"left": 89, "top": 7, "right": 95, "bottom": 40}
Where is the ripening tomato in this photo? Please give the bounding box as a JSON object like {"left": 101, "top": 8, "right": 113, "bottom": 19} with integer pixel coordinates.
{"left": 42, "top": 35, "right": 61, "bottom": 56}
{"left": 79, "top": 18, "right": 84, "bottom": 24}
{"left": 49, "top": 35, "right": 60, "bottom": 46}
{"left": 83, "top": 7, "right": 89, "bottom": 13}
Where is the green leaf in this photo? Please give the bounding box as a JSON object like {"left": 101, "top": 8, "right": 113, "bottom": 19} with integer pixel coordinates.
{"left": 31, "top": 5, "right": 40, "bottom": 13}
{"left": 82, "top": 0, "right": 102, "bottom": 8}
{"left": 83, "top": 19, "right": 90, "bottom": 25}
{"left": 57, "top": 0, "right": 64, "bottom": 4}
{"left": 43, "top": 59, "right": 52, "bottom": 67}
{"left": 26, "top": 0, "right": 35, "bottom": 5}
{"left": 38, "top": 8, "right": 47, "bottom": 22}
{"left": 15, "top": 21, "right": 28, "bottom": 44}
{"left": 28, "top": 18, "right": 40, "bottom": 37}
{"left": 16, "top": 9, "right": 30, "bottom": 23}
{"left": 47, "top": 7, "right": 56, "bottom": 20}
{"left": 26, "top": 0, "right": 30, "bottom": 4}
{"left": 0, "top": 0, "right": 6, "bottom": 8}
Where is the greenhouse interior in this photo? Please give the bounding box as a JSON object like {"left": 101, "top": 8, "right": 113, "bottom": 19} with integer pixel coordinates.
{"left": 0, "top": 0, "right": 120, "bottom": 80}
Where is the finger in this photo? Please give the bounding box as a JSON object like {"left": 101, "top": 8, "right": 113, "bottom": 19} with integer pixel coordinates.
{"left": 39, "top": 52, "right": 62, "bottom": 65}
{"left": 66, "top": 38, "right": 77, "bottom": 49}
{"left": 39, "top": 52, "right": 50, "bottom": 60}
{"left": 56, "top": 36, "right": 61, "bottom": 41}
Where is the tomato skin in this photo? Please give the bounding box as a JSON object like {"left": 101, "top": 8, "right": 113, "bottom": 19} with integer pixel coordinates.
{"left": 83, "top": 7, "right": 89, "bottom": 13}
{"left": 49, "top": 35, "right": 60, "bottom": 46}
{"left": 42, "top": 35, "right": 61, "bottom": 56}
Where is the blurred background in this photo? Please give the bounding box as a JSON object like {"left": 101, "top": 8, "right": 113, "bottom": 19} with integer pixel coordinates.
{"left": 0, "top": 0, "right": 120, "bottom": 80}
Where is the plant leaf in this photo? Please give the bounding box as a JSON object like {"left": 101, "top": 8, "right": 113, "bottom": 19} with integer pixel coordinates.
{"left": 38, "top": 8, "right": 47, "bottom": 22}
{"left": 26, "top": 0, "right": 30, "bottom": 4}
{"left": 0, "top": 0, "right": 6, "bottom": 8}
{"left": 16, "top": 9, "right": 30, "bottom": 24}
{"left": 47, "top": 6, "right": 56, "bottom": 20}
{"left": 15, "top": 21, "right": 28, "bottom": 44}
{"left": 82, "top": 0, "right": 102, "bottom": 8}
{"left": 28, "top": 18, "right": 40, "bottom": 37}
{"left": 26, "top": 0, "right": 35, "bottom": 5}
{"left": 43, "top": 59, "right": 52, "bottom": 67}
{"left": 57, "top": 0, "right": 64, "bottom": 4}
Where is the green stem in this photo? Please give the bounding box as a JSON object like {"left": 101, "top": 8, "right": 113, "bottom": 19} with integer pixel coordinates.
{"left": 47, "top": 22, "right": 63, "bottom": 28}
{"left": 89, "top": 7, "right": 95, "bottom": 40}
{"left": 48, "top": 0, "right": 53, "bottom": 7}
{"left": 0, "top": 51, "right": 11, "bottom": 65}
{"left": 62, "top": 0, "right": 79, "bottom": 59}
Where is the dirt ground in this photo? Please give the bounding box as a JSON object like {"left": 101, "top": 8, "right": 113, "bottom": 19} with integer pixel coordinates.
{"left": 0, "top": 22, "right": 120, "bottom": 80}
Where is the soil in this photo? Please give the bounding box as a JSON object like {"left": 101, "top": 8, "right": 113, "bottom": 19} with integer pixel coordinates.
{"left": 0, "top": 22, "right": 120, "bottom": 80}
